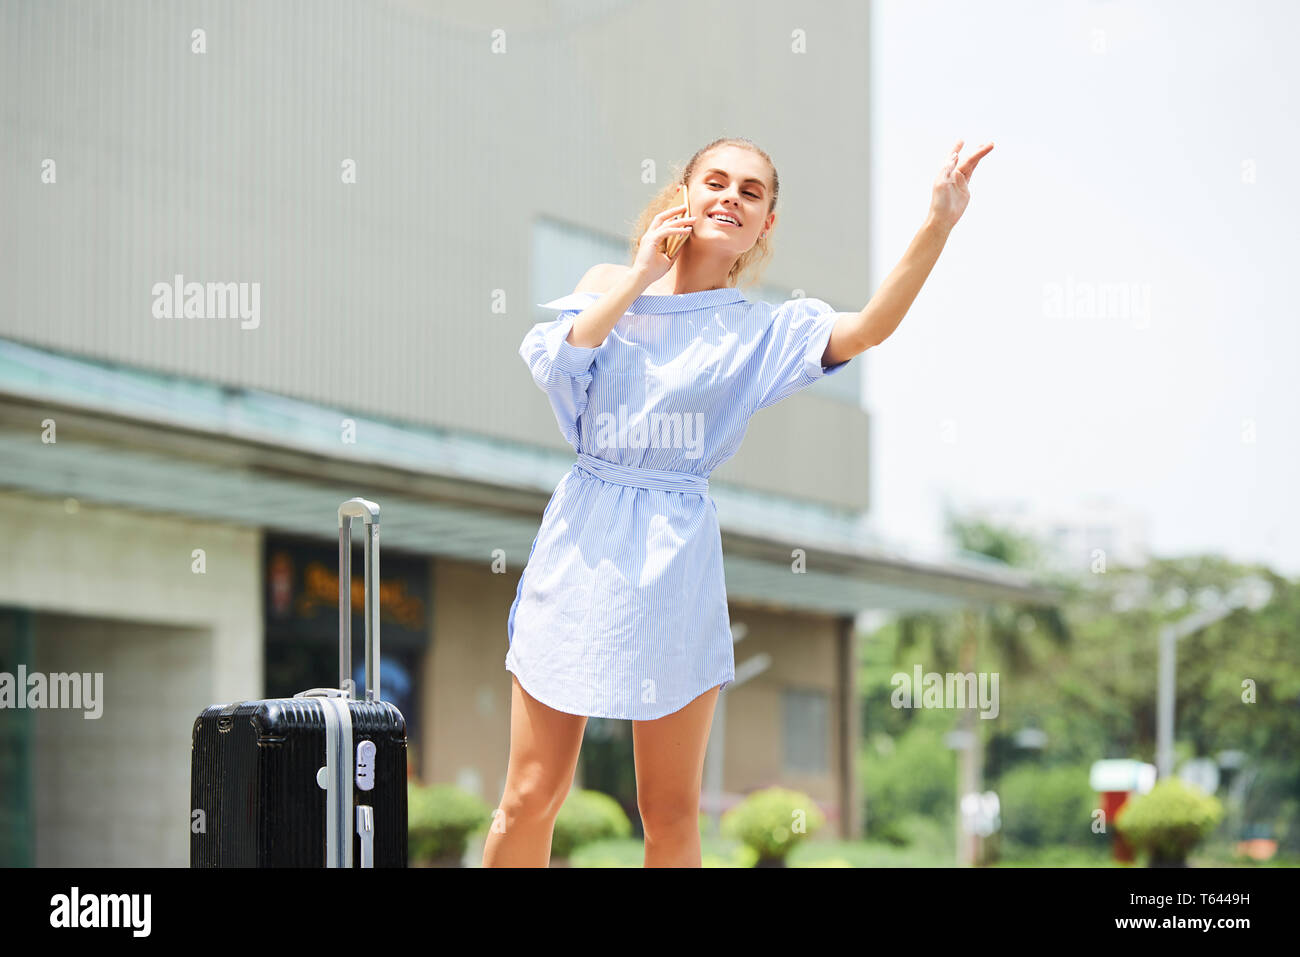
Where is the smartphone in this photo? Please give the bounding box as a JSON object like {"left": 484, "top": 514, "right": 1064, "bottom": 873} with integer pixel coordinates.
{"left": 661, "top": 183, "right": 691, "bottom": 259}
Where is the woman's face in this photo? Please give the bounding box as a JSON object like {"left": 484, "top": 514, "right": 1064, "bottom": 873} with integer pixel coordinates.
{"left": 687, "top": 146, "right": 775, "bottom": 253}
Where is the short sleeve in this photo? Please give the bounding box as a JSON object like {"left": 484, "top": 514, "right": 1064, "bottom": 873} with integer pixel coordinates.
{"left": 751, "top": 297, "right": 852, "bottom": 413}
{"left": 520, "top": 292, "right": 602, "bottom": 449}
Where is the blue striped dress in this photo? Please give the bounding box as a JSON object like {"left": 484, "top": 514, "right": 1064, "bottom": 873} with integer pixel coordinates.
{"left": 505, "top": 286, "right": 853, "bottom": 720}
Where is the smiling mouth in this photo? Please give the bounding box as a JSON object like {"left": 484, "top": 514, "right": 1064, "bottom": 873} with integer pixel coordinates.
{"left": 706, "top": 213, "right": 742, "bottom": 227}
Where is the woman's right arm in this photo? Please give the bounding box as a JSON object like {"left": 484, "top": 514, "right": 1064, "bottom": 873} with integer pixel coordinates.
{"left": 564, "top": 263, "right": 653, "bottom": 349}
{"left": 565, "top": 203, "right": 696, "bottom": 348}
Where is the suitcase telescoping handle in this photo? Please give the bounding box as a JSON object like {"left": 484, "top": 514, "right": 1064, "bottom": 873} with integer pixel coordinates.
{"left": 288, "top": 497, "right": 382, "bottom": 868}
{"left": 339, "top": 497, "right": 381, "bottom": 702}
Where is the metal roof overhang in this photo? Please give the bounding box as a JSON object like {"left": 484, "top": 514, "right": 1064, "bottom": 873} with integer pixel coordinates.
{"left": 0, "top": 339, "right": 1062, "bottom": 616}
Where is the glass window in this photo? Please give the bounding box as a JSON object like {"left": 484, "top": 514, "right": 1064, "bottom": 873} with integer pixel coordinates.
{"left": 782, "top": 687, "right": 830, "bottom": 775}
{"left": 263, "top": 535, "right": 430, "bottom": 779}
{"left": 533, "top": 217, "right": 627, "bottom": 313}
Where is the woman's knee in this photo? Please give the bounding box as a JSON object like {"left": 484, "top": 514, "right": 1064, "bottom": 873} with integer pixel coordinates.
{"left": 637, "top": 789, "right": 701, "bottom": 833}
{"left": 500, "top": 770, "right": 571, "bottom": 822}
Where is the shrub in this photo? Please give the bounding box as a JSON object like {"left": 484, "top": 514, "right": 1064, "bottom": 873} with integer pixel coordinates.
{"left": 721, "top": 787, "right": 826, "bottom": 864}
{"left": 893, "top": 813, "right": 955, "bottom": 859}
{"left": 552, "top": 789, "right": 633, "bottom": 860}
{"left": 997, "top": 763, "right": 1098, "bottom": 849}
{"left": 407, "top": 781, "right": 492, "bottom": 866}
{"left": 863, "top": 722, "right": 957, "bottom": 844}
{"left": 1115, "top": 778, "right": 1224, "bottom": 866}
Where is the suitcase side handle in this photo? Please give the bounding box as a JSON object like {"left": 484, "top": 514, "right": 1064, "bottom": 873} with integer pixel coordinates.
{"left": 339, "top": 497, "right": 381, "bottom": 702}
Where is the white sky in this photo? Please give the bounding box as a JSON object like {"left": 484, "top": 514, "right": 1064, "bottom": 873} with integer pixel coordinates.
{"left": 865, "top": 0, "right": 1300, "bottom": 576}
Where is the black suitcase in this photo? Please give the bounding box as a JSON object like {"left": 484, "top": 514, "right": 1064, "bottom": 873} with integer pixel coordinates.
{"left": 191, "top": 498, "right": 408, "bottom": 867}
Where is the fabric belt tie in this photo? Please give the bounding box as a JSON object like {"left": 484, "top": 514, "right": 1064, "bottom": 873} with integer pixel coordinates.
{"left": 574, "top": 451, "right": 709, "bottom": 495}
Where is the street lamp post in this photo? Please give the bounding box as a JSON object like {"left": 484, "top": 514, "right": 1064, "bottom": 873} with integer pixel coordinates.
{"left": 1156, "top": 578, "right": 1271, "bottom": 779}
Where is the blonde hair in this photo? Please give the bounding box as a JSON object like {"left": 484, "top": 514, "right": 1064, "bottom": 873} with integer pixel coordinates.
{"left": 626, "top": 138, "right": 779, "bottom": 291}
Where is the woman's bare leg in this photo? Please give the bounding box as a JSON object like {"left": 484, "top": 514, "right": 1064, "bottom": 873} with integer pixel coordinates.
{"left": 632, "top": 683, "right": 721, "bottom": 868}
{"left": 481, "top": 674, "right": 588, "bottom": 867}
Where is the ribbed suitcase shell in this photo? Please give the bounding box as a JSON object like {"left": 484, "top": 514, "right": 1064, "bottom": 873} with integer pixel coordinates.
{"left": 191, "top": 696, "right": 407, "bottom": 867}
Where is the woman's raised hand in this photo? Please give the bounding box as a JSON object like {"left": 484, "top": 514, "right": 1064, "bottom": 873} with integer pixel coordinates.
{"left": 930, "top": 139, "right": 993, "bottom": 230}
{"left": 631, "top": 202, "right": 697, "bottom": 283}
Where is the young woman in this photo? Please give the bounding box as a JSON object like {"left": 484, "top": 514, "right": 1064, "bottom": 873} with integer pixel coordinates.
{"left": 485, "top": 136, "right": 993, "bottom": 867}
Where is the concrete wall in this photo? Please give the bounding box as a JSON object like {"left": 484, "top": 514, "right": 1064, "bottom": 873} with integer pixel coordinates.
{"left": 32, "top": 614, "right": 210, "bottom": 867}
{"left": 0, "top": 491, "right": 262, "bottom": 866}
{"left": 722, "top": 607, "right": 844, "bottom": 817}
{"left": 423, "top": 557, "right": 519, "bottom": 803}
{"left": 0, "top": 491, "right": 263, "bottom": 704}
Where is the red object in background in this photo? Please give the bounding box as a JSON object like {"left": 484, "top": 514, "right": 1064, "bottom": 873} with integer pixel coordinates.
{"left": 1100, "top": 790, "right": 1135, "bottom": 863}
{"left": 269, "top": 550, "right": 293, "bottom": 617}
{"left": 1234, "top": 838, "right": 1277, "bottom": 861}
